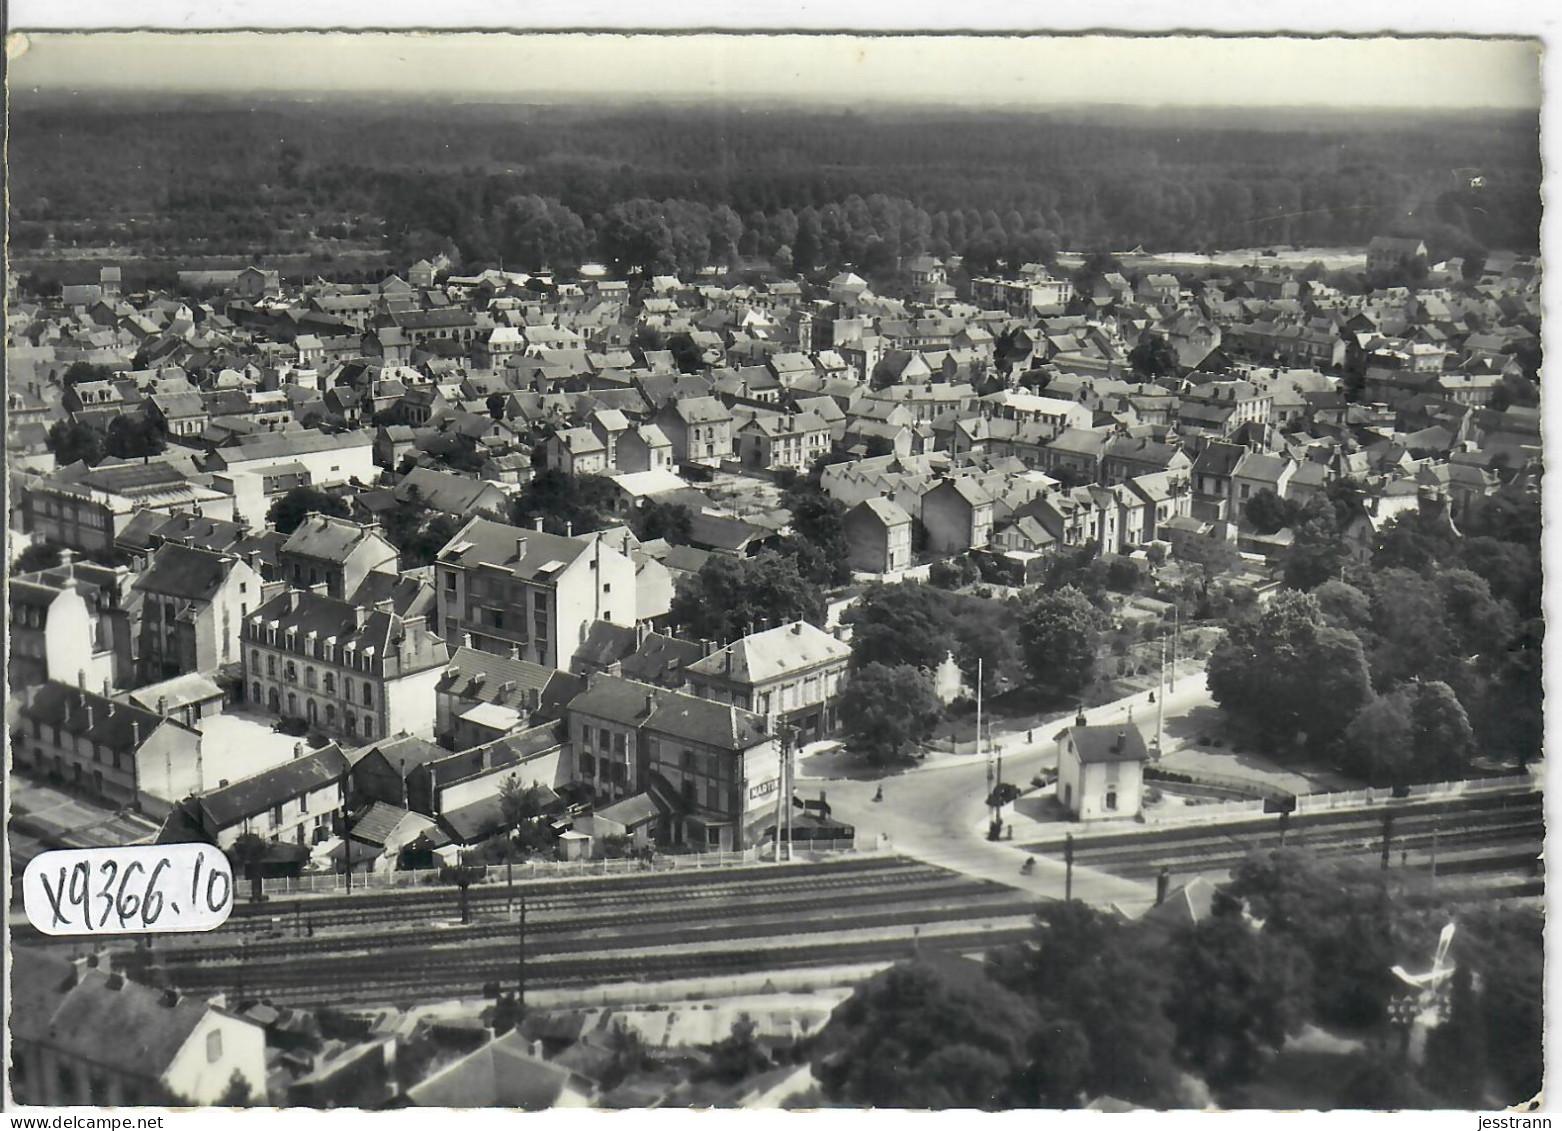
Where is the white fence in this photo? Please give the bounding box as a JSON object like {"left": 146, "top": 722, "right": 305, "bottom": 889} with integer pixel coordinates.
{"left": 255, "top": 847, "right": 782, "bottom": 896}
{"left": 1293, "top": 771, "right": 1539, "bottom": 815}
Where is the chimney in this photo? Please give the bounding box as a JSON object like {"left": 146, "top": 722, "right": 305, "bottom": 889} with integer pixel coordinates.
{"left": 77, "top": 668, "right": 87, "bottom": 689}
{"left": 157, "top": 696, "right": 167, "bottom": 716}
{"left": 294, "top": 741, "right": 304, "bottom": 760}
{"left": 1074, "top": 704, "right": 1087, "bottom": 728}
{"left": 132, "top": 719, "right": 141, "bottom": 744}
{"left": 1156, "top": 868, "right": 1171, "bottom": 906}
{"left": 509, "top": 643, "right": 521, "bottom": 661}
{"left": 565, "top": 520, "right": 574, "bottom": 538}
{"left": 791, "top": 622, "right": 802, "bottom": 635}
{"left": 1115, "top": 730, "right": 1126, "bottom": 755}
{"left": 86, "top": 704, "right": 96, "bottom": 729}
{"left": 103, "top": 677, "right": 112, "bottom": 696}
{"left": 643, "top": 692, "right": 657, "bottom": 718}
{"left": 533, "top": 517, "right": 544, "bottom": 533}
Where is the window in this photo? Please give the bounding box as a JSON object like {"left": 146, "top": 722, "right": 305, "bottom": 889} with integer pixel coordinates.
{"left": 324, "top": 672, "right": 335, "bottom": 694}
{"left": 325, "top": 705, "right": 336, "bottom": 726}
{"left": 346, "top": 713, "right": 357, "bottom": 737}
{"left": 598, "top": 729, "right": 610, "bottom": 751}
{"left": 271, "top": 804, "right": 283, "bottom": 828}
{"left": 206, "top": 1030, "right": 224, "bottom": 1063}
{"left": 285, "top": 661, "right": 297, "bottom": 683}
{"left": 251, "top": 648, "right": 260, "bottom": 668}
{"left": 267, "top": 656, "right": 276, "bottom": 677}
{"left": 706, "top": 827, "right": 721, "bottom": 846}
{"left": 580, "top": 724, "right": 592, "bottom": 747}
{"left": 580, "top": 751, "right": 595, "bottom": 776}
{"left": 444, "top": 571, "right": 456, "bottom": 592}
{"left": 613, "top": 732, "right": 627, "bottom": 756}
{"left": 287, "top": 692, "right": 297, "bottom": 715}
{"left": 362, "top": 718, "right": 373, "bottom": 739}
{"left": 362, "top": 681, "right": 373, "bottom": 706}
{"left": 299, "top": 792, "right": 308, "bottom": 814}
{"left": 306, "top": 667, "right": 317, "bottom": 689}
{"left": 1105, "top": 789, "right": 1118, "bottom": 811}
{"left": 345, "top": 680, "right": 353, "bottom": 703}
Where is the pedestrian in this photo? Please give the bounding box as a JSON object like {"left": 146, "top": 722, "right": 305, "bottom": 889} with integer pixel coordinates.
{"left": 1027, "top": 729, "right": 1034, "bottom": 744}
{"left": 1005, "top": 824, "right": 1013, "bottom": 841}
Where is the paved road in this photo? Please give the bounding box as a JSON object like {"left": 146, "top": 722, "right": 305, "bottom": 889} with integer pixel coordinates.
{"left": 798, "top": 673, "right": 1215, "bottom": 915}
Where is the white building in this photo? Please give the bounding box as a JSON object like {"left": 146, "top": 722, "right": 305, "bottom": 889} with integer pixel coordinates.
{"left": 1056, "top": 712, "right": 1149, "bottom": 820}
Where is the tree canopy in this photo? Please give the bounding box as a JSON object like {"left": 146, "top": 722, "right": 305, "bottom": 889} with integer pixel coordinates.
{"left": 668, "top": 552, "right": 825, "bottom": 643}
{"left": 838, "top": 662, "right": 941, "bottom": 766}
{"left": 266, "top": 485, "right": 351, "bottom": 535}
{"left": 1016, "top": 585, "right": 1110, "bottom": 698}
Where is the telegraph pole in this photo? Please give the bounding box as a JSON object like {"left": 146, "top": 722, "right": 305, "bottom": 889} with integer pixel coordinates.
{"left": 517, "top": 896, "right": 527, "bottom": 1011}
{"left": 1064, "top": 834, "right": 1075, "bottom": 902}
{"left": 1169, "top": 605, "right": 1179, "bottom": 692}
{"left": 1155, "top": 636, "right": 1166, "bottom": 760}
{"left": 773, "top": 717, "right": 786, "bottom": 864}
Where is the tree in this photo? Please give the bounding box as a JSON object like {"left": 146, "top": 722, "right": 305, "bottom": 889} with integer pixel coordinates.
{"left": 843, "top": 583, "right": 956, "bottom": 672}
{"left": 266, "top": 485, "right": 350, "bottom": 535}
{"left": 812, "top": 960, "right": 1036, "bottom": 1110}
{"left": 668, "top": 553, "right": 825, "bottom": 643}
{"left": 1312, "top": 579, "right": 1372, "bottom": 633}
{"left": 631, "top": 499, "right": 694, "bottom": 545}
{"left": 46, "top": 419, "right": 105, "bottom": 466}
{"left": 215, "top": 1070, "right": 255, "bottom": 1107}
{"left": 60, "top": 361, "right": 116, "bottom": 386}
{"left": 1243, "top": 488, "right": 1300, "bottom": 535}
{"left": 781, "top": 480, "right": 851, "bottom": 585}
{"left": 602, "top": 1019, "right": 649, "bottom": 1089}
{"left": 1284, "top": 495, "right": 1349, "bottom": 590}
{"left": 1222, "top": 850, "right": 1400, "bottom": 1031}
{"left": 1016, "top": 586, "right": 1109, "bottom": 698}
{"left": 987, "top": 901, "right": 1183, "bottom": 1107}
{"left": 838, "top": 663, "right": 941, "bottom": 766}
{"left": 666, "top": 332, "right": 706, "bottom": 374}
{"left": 498, "top": 774, "right": 552, "bottom": 854}
{"left": 105, "top": 415, "right": 167, "bottom": 460}
{"left": 1167, "top": 910, "right": 1314, "bottom": 1087}
{"left": 699, "top": 1015, "right": 772, "bottom": 1085}
{"left": 485, "top": 392, "right": 507, "bottom": 422}
{"left": 1420, "top": 964, "right": 1488, "bottom": 1107}
{"left": 11, "top": 542, "right": 62, "bottom": 575}
{"left": 1206, "top": 591, "right": 1372, "bottom": 753}
{"left": 508, "top": 469, "right": 617, "bottom": 536}
{"left": 227, "top": 832, "right": 270, "bottom": 903}
{"left": 1127, "top": 332, "right": 1180, "bottom": 381}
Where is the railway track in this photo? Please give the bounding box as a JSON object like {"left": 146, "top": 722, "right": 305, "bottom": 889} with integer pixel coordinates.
{"left": 1021, "top": 790, "right": 1542, "bottom": 882}
{"left": 97, "top": 857, "right": 1048, "bottom": 1010}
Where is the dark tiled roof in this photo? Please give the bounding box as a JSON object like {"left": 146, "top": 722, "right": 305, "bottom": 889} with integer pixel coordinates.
{"left": 567, "top": 676, "right": 770, "bottom": 752}
{"left": 1067, "top": 723, "right": 1150, "bottom": 765}
{"left": 436, "top": 517, "right": 589, "bottom": 580}
{"left": 21, "top": 682, "right": 172, "bottom": 754}
{"left": 11, "top": 952, "right": 216, "bottom": 1083}
{"left": 199, "top": 745, "right": 349, "bottom": 828}
{"left": 133, "top": 543, "right": 238, "bottom": 602}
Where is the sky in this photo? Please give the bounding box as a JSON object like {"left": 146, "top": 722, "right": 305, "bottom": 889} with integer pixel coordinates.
{"left": 6, "top": 32, "right": 1544, "bottom": 110}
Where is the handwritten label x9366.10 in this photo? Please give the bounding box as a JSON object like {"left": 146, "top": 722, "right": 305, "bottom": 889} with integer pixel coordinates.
{"left": 23, "top": 845, "right": 235, "bottom": 935}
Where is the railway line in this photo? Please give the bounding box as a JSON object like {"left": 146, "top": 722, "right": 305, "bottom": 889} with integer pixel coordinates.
{"left": 1020, "top": 789, "right": 1543, "bottom": 883}
{"left": 106, "top": 857, "right": 1047, "bottom": 1009}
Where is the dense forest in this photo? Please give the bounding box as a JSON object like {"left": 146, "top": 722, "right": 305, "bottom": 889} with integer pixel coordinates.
{"left": 8, "top": 95, "right": 1541, "bottom": 279}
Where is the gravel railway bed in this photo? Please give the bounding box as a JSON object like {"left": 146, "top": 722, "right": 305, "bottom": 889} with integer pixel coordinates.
{"left": 163, "top": 924, "right": 1041, "bottom": 1010}
{"left": 151, "top": 876, "right": 1012, "bottom": 963}
{"left": 148, "top": 889, "right": 1042, "bottom": 984}
{"left": 1019, "top": 791, "right": 1541, "bottom": 879}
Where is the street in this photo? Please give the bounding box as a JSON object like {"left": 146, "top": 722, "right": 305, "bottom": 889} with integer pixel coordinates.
{"left": 798, "top": 670, "right": 1215, "bottom": 914}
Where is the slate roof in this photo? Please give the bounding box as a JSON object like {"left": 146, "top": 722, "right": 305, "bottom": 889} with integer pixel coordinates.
{"left": 568, "top": 675, "right": 771, "bottom": 751}
{"left": 618, "top": 633, "right": 706, "bottom": 688}
{"left": 21, "top": 683, "right": 173, "bottom": 754}
{"left": 132, "top": 543, "right": 239, "bottom": 602}
{"left": 1066, "top": 723, "right": 1150, "bottom": 765}
{"left": 407, "top": 1029, "right": 581, "bottom": 1108}
{"left": 361, "top": 735, "right": 446, "bottom": 779}
{"left": 10, "top": 951, "right": 222, "bottom": 1085}
{"left": 198, "top": 745, "right": 349, "bottom": 828}
{"left": 686, "top": 621, "right": 849, "bottom": 685}
{"left": 436, "top": 517, "right": 591, "bottom": 580}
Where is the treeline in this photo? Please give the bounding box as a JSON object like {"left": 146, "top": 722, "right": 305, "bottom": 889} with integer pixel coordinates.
{"left": 9, "top": 99, "right": 1540, "bottom": 273}
{"left": 1209, "top": 484, "right": 1542, "bottom": 784}
{"left": 812, "top": 852, "right": 1541, "bottom": 1109}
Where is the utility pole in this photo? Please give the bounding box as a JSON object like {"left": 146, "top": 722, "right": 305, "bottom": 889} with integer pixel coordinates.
{"left": 1380, "top": 810, "right": 1394, "bottom": 871}
{"left": 517, "top": 896, "right": 527, "bottom": 1011}
{"left": 1064, "top": 834, "right": 1075, "bottom": 903}
{"left": 1155, "top": 636, "right": 1166, "bottom": 759}
{"left": 773, "top": 718, "right": 786, "bottom": 865}
{"left": 1169, "top": 605, "right": 1179, "bottom": 692}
